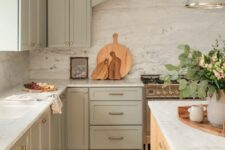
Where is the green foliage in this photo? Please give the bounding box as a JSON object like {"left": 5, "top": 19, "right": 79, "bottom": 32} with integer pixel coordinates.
{"left": 161, "top": 39, "right": 225, "bottom": 98}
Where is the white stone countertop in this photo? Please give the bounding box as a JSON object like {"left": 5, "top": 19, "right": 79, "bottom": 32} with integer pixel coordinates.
{"left": 148, "top": 101, "right": 225, "bottom": 150}
{"left": 30, "top": 78, "right": 144, "bottom": 88}
{"left": 0, "top": 78, "right": 143, "bottom": 150}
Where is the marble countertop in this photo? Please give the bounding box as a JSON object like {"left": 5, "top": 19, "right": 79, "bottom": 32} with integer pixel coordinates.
{"left": 30, "top": 78, "right": 144, "bottom": 88}
{"left": 148, "top": 101, "right": 225, "bottom": 150}
{"left": 0, "top": 78, "right": 143, "bottom": 150}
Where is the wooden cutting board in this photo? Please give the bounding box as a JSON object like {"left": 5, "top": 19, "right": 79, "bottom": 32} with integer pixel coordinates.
{"left": 96, "top": 33, "right": 132, "bottom": 78}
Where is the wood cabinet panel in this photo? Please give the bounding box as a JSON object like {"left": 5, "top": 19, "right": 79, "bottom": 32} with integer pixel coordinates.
{"left": 151, "top": 113, "right": 170, "bottom": 150}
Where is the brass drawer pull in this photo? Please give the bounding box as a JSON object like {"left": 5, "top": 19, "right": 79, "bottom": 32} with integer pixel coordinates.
{"left": 109, "top": 93, "right": 124, "bottom": 96}
{"left": 108, "top": 136, "right": 124, "bottom": 140}
{"left": 108, "top": 112, "right": 124, "bottom": 115}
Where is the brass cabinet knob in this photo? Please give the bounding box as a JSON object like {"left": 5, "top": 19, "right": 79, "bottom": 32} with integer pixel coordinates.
{"left": 20, "top": 145, "right": 26, "bottom": 150}
{"left": 42, "top": 118, "right": 47, "bottom": 124}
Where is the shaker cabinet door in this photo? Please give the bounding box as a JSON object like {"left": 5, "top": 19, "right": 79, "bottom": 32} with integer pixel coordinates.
{"left": 66, "top": 88, "right": 89, "bottom": 149}
{"left": 40, "top": 109, "right": 51, "bottom": 150}
{"left": 10, "top": 132, "right": 30, "bottom": 150}
{"left": 29, "top": 0, "right": 38, "bottom": 49}
{"left": 37, "top": 0, "right": 47, "bottom": 48}
{"left": 19, "top": 0, "right": 30, "bottom": 50}
{"left": 70, "top": 0, "right": 91, "bottom": 47}
{"left": 48, "top": 0, "right": 70, "bottom": 48}
{"left": 30, "top": 121, "right": 40, "bottom": 150}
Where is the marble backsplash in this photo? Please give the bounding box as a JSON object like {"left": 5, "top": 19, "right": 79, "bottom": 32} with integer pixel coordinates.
{"left": 0, "top": 51, "right": 29, "bottom": 92}
{"left": 30, "top": 0, "right": 225, "bottom": 79}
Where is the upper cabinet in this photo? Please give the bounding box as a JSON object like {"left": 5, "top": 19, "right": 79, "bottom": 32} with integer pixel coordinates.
{"left": 0, "top": 0, "right": 46, "bottom": 51}
{"left": 48, "top": 0, "right": 92, "bottom": 48}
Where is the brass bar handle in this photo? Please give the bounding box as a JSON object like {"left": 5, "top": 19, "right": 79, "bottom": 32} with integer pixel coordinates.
{"left": 108, "top": 136, "right": 124, "bottom": 140}
{"left": 108, "top": 112, "right": 124, "bottom": 115}
{"left": 109, "top": 93, "right": 124, "bottom": 96}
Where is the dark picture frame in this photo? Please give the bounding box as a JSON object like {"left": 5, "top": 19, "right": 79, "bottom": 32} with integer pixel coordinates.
{"left": 70, "top": 57, "right": 89, "bottom": 79}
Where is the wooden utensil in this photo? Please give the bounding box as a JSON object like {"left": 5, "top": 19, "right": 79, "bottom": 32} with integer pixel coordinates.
{"left": 96, "top": 33, "right": 132, "bottom": 79}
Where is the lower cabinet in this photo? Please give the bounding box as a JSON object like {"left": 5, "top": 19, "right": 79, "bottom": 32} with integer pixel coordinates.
{"left": 151, "top": 113, "right": 170, "bottom": 150}
{"left": 66, "top": 88, "right": 89, "bottom": 149}
{"left": 11, "top": 108, "right": 51, "bottom": 150}
{"left": 51, "top": 93, "right": 67, "bottom": 150}
{"left": 10, "top": 131, "right": 30, "bottom": 150}
{"left": 90, "top": 126, "right": 142, "bottom": 149}
{"left": 30, "top": 108, "right": 51, "bottom": 150}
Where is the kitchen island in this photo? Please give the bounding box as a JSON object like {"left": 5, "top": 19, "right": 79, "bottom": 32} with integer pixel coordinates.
{"left": 149, "top": 101, "right": 225, "bottom": 150}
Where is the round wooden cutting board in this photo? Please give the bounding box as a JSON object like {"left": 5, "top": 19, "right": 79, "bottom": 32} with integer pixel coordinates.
{"left": 96, "top": 33, "right": 132, "bottom": 78}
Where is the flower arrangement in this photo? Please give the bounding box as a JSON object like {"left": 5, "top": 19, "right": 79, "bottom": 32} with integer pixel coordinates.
{"left": 160, "top": 39, "right": 225, "bottom": 98}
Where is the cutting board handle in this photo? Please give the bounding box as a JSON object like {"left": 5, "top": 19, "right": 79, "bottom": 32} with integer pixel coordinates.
{"left": 113, "top": 33, "right": 118, "bottom": 45}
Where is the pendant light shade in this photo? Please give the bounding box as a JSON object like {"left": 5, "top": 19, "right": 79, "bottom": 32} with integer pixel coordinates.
{"left": 185, "top": 0, "right": 225, "bottom": 9}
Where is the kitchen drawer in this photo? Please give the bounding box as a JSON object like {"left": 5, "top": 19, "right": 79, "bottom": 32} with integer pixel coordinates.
{"left": 89, "top": 88, "right": 143, "bottom": 101}
{"left": 90, "top": 101, "right": 142, "bottom": 125}
{"left": 90, "top": 126, "right": 142, "bottom": 149}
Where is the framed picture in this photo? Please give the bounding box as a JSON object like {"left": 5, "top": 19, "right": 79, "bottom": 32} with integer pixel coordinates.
{"left": 70, "top": 57, "right": 88, "bottom": 79}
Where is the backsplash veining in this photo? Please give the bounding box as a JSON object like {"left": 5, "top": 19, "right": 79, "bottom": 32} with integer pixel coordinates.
{"left": 30, "top": 0, "right": 225, "bottom": 79}
{"left": 0, "top": 51, "right": 29, "bottom": 92}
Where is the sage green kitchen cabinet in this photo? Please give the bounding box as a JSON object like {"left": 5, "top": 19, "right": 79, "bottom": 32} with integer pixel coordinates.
{"left": 37, "top": 0, "right": 47, "bottom": 48}
{"left": 29, "top": 0, "right": 47, "bottom": 49}
{"left": 60, "top": 92, "right": 67, "bottom": 150}
{"left": 30, "top": 120, "right": 40, "bottom": 150}
{"left": 51, "top": 113, "right": 61, "bottom": 150}
{"left": 29, "top": 0, "right": 38, "bottom": 49}
{"left": 48, "top": 0, "right": 91, "bottom": 48}
{"left": 48, "top": 0, "right": 69, "bottom": 48}
{"left": 40, "top": 108, "right": 51, "bottom": 150}
{"left": 66, "top": 88, "right": 89, "bottom": 149}
{"left": 51, "top": 92, "right": 67, "bottom": 150}
{"left": 30, "top": 108, "right": 51, "bottom": 150}
{"left": 92, "top": 0, "right": 106, "bottom": 6}
{"left": 10, "top": 131, "right": 30, "bottom": 150}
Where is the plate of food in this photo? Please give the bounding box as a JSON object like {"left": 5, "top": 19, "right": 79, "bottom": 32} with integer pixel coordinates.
{"left": 23, "top": 82, "right": 57, "bottom": 93}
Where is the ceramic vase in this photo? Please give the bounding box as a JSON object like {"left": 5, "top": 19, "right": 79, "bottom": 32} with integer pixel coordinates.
{"left": 207, "top": 90, "right": 225, "bottom": 128}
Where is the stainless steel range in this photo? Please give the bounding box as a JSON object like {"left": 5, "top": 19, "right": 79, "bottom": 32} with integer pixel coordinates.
{"left": 141, "top": 74, "right": 180, "bottom": 99}
{"left": 141, "top": 74, "right": 181, "bottom": 150}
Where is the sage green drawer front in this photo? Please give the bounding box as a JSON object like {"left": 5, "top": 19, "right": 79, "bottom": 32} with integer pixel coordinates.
{"left": 89, "top": 88, "right": 142, "bottom": 101}
{"left": 90, "top": 126, "right": 142, "bottom": 149}
{"left": 90, "top": 101, "right": 142, "bottom": 125}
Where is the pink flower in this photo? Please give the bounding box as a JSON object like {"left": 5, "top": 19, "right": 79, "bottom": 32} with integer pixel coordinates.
{"left": 213, "top": 70, "right": 225, "bottom": 80}
{"left": 199, "top": 56, "right": 205, "bottom": 68}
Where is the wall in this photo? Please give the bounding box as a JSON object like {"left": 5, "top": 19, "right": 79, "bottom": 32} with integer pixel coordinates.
{"left": 0, "top": 51, "right": 29, "bottom": 92}
{"left": 29, "top": 0, "right": 225, "bottom": 79}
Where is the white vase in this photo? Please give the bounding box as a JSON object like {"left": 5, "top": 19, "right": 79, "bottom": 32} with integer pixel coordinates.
{"left": 207, "top": 90, "right": 225, "bottom": 128}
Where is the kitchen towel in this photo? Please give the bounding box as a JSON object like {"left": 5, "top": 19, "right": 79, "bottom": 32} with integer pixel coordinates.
{"left": 5, "top": 93, "right": 63, "bottom": 114}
